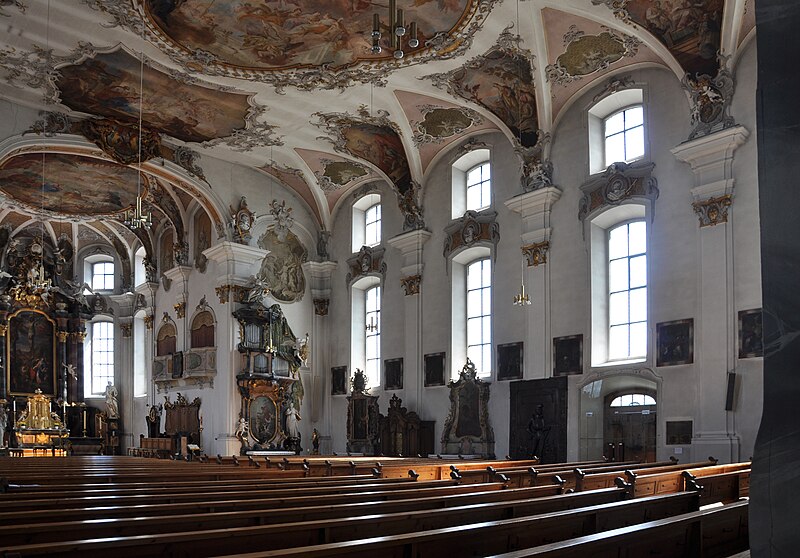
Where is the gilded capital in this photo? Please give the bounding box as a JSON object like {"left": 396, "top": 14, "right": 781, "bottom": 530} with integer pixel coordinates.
{"left": 522, "top": 241, "right": 550, "bottom": 267}
{"left": 400, "top": 274, "right": 421, "bottom": 296}
{"left": 313, "top": 298, "right": 329, "bottom": 316}
{"left": 692, "top": 194, "right": 733, "bottom": 227}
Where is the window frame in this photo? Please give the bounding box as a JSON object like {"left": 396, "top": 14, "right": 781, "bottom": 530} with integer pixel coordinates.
{"left": 451, "top": 148, "right": 491, "bottom": 219}
{"left": 603, "top": 105, "right": 645, "bottom": 168}
{"left": 465, "top": 257, "right": 492, "bottom": 378}
{"left": 85, "top": 319, "right": 115, "bottom": 397}
{"left": 352, "top": 192, "right": 381, "bottom": 252}
{"left": 364, "top": 202, "right": 382, "bottom": 248}
{"left": 465, "top": 161, "right": 491, "bottom": 212}
{"left": 606, "top": 219, "right": 648, "bottom": 362}
{"left": 351, "top": 275, "right": 382, "bottom": 388}
{"left": 587, "top": 89, "right": 645, "bottom": 175}
{"left": 364, "top": 285, "right": 381, "bottom": 388}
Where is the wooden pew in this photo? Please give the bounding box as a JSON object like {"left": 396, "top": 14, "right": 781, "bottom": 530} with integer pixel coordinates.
{"left": 574, "top": 458, "right": 722, "bottom": 492}
{"left": 487, "top": 500, "right": 748, "bottom": 558}
{"left": 0, "top": 491, "right": 704, "bottom": 557}
{"left": 0, "top": 480, "right": 511, "bottom": 525}
{"left": 629, "top": 461, "right": 750, "bottom": 499}
{"left": 0, "top": 485, "right": 627, "bottom": 547}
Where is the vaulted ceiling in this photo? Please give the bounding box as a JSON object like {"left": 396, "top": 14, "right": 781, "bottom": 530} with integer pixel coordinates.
{"left": 0, "top": 0, "right": 755, "bottom": 237}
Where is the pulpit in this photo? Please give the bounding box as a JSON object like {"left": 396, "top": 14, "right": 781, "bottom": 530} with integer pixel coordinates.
{"left": 14, "top": 389, "right": 69, "bottom": 452}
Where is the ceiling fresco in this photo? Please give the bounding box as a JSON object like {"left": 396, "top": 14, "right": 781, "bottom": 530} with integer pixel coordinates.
{"left": 423, "top": 29, "right": 540, "bottom": 148}
{"left": 0, "top": 1, "right": 755, "bottom": 231}
{"left": 593, "top": 0, "right": 724, "bottom": 77}
{"left": 0, "top": 153, "right": 142, "bottom": 216}
{"left": 314, "top": 109, "right": 412, "bottom": 194}
{"left": 144, "top": 0, "right": 476, "bottom": 71}
{"left": 56, "top": 49, "right": 252, "bottom": 143}
{"left": 395, "top": 91, "right": 498, "bottom": 174}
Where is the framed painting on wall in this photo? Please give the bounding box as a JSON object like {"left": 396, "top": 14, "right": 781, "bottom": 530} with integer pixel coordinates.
{"left": 7, "top": 309, "right": 57, "bottom": 396}
{"left": 424, "top": 352, "right": 446, "bottom": 387}
{"left": 656, "top": 319, "right": 694, "bottom": 366}
{"left": 331, "top": 366, "right": 347, "bottom": 395}
{"left": 738, "top": 308, "right": 763, "bottom": 359}
{"left": 497, "top": 342, "right": 523, "bottom": 381}
{"left": 553, "top": 334, "right": 583, "bottom": 376}
{"left": 384, "top": 358, "right": 403, "bottom": 391}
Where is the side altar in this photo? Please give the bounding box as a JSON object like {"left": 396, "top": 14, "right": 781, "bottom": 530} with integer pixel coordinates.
{"left": 14, "top": 389, "right": 68, "bottom": 451}
{"left": 233, "top": 301, "right": 305, "bottom": 455}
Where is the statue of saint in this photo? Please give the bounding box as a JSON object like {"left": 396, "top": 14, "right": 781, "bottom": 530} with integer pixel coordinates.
{"left": 527, "top": 404, "right": 551, "bottom": 461}
{"left": 311, "top": 428, "right": 320, "bottom": 455}
{"left": 284, "top": 400, "right": 301, "bottom": 439}
{"left": 104, "top": 382, "right": 119, "bottom": 419}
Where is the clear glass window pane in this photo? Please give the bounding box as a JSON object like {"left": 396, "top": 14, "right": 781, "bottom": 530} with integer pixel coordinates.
{"left": 643, "top": 394, "right": 656, "bottom": 405}
{"left": 467, "top": 317, "right": 482, "bottom": 345}
{"left": 466, "top": 166, "right": 482, "bottom": 186}
{"left": 609, "top": 259, "right": 629, "bottom": 293}
{"left": 609, "top": 325, "right": 629, "bottom": 360}
{"left": 365, "top": 204, "right": 381, "bottom": 246}
{"left": 467, "top": 185, "right": 481, "bottom": 211}
{"left": 628, "top": 222, "right": 647, "bottom": 255}
{"left": 482, "top": 289, "right": 491, "bottom": 315}
{"left": 481, "top": 261, "right": 491, "bottom": 287}
{"left": 629, "top": 287, "right": 647, "bottom": 322}
{"left": 605, "top": 111, "right": 625, "bottom": 136}
{"left": 467, "top": 263, "right": 481, "bottom": 290}
{"left": 481, "top": 345, "right": 492, "bottom": 375}
{"left": 467, "top": 290, "right": 481, "bottom": 318}
{"left": 608, "top": 224, "right": 629, "bottom": 260}
{"left": 629, "top": 255, "right": 647, "bottom": 288}
{"left": 625, "top": 106, "right": 643, "bottom": 127}
{"left": 625, "top": 126, "right": 645, "bottom": 161}
{"left": 605, "top": 133, "right": 625, "bottom": 167}
{"left": 629, "top": 321, "right": 647, "bottom": 357}
{"left": 466, "top": 162, "right": 491, "bottom": 211}
{"left": 609, "top": 291, "right": 629, "bottom": 326}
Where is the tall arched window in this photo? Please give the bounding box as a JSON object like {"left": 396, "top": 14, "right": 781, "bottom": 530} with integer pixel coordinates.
{"left": 451, "top": 148, "right": 490, "bottom": 218}
{"left": 608, "top": 220, "right": 647, "bottom": 360}
{"left": 466, "top": 258, "right": 492, "bottom": 377}
{"left": 352, "top": 192, "right": 381, "bottom": 252}
{"left": 365, "top": 285, "right": 381, "bottom": 387}
{"left": 85, "top": 320, "right": 114, "bottom": 397}
{"left": 364, "top": 203, "right": 381, "bottom": 247}
{"left": 588, "top": 89, "right": 645, "bottom": 174}
{"left": 466, "top": 162, "right": 491, "bottom": 211}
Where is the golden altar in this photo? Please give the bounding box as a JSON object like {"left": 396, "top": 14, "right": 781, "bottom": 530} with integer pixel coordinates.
{"left": 14, "top": 389, "right": 69, "bottom": 450}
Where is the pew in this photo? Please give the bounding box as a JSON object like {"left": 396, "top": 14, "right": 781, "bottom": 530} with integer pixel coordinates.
{"left": 0, "top": 490, "right": 709, "bottom": 557}
{"left": 488, "top": 500, "right": 749, "bottom": 558}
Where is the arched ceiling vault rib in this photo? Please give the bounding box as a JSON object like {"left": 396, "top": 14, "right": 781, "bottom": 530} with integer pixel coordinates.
{"left": 722, "top": 0, "right": 748, "bottom": 57}
{"left": 387, "top": 90, "right": 424, "bottom": 185}
{"left": 284, "top": 149, "right": 333, "bottom": 230}
{"left": 529, "top": 1, "right": 554, "bottom": 136}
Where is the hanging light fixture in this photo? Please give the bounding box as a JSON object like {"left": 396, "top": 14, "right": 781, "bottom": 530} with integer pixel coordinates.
{"left": 511, "top": 0, "right": 528, "bottom": 308}
{"left": 372, "top": 0, "right": 419, "bottom": 59}
{"left": 513, "top": 251, "right": 530, "bottom": 307}
{"left": 123, "top": 22, "right": 152, "bottom": 230}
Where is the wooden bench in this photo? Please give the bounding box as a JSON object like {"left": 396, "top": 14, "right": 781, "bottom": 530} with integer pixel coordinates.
{"left": 0, "top": 491, "right": 707, "bottom": 557}
{"left": 0, "top": 485, "right": 627, "bottom": 547}
{"left": 487, "top": 500, "right": 748, "bottom": 558}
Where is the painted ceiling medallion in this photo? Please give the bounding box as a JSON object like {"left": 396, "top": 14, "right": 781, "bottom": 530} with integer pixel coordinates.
{"left": 546, "top": 26, "right": 640, "bottom": 86}
{"left": 412, "top": 105, "right": 482, "bottom": 146}
{"left": 317, "top": 160, "right": 368, "bottom": 192}
{"left": 134, "top": 0, "right": 499, "bottom": 90}
{"left": 592, "top": 0, "right": 724, "bottom": 77}
{"left": 0, "top": 153, "right": 143, "bottom": 217}
{"left": 423, "top": 27, "right": 540, "bottom": 148}
{"left": 56, "top": 49, "right": 253, "bottom": 144}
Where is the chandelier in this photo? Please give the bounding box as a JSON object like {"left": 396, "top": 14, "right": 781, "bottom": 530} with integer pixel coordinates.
{"left": 513, "top": 253, "right": 530, "bottom": 307}
{"left": 371, "top": 0, "right": 419, "bottom": 59}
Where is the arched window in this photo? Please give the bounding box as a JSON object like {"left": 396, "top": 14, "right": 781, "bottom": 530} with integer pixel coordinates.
{"left": 609, "top": 393, "right": 656, "bottom": 407}
{"left": 365, "top": 285, "right": 381, "bottom": 387}
{"left": 352, "top": 192, "right": 381, "bottom": 252}
{"left": 588, "top": 89, "right": 645, "bottom": 174}
{"left": 608, "top": 220, "right": 647, "bottom": 360}
{"left": 466, "top": 258, "right": 492, "bottom": 377}
{"left": 604, "top": 106, "right": 644, "bottom": 167}
{"left": 466, "top": 162, "right": 491, "bottom": 211}
{"left": 85, "top": 320, "right": 114, "bottom": 397}
{"left": 351, "top": 275, "right": 381, "bottom": 388}
{"left": 451, "top": 148, "right": 490, "bottom": 218}
{"left": 589, "top": 205, "right": 649, "bottom": 366}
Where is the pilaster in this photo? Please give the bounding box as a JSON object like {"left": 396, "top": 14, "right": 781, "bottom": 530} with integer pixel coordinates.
{"left": 303, "top": 261, "right": 338, "bottom": 425}
{"left": 505, "top": 187, "right": 562, "bottom": 380}
{"left": 387, "top": 229, "right": 432, "bottom": 411}
{"left": 672, "top": 125, "right": 749, "bottom": 463}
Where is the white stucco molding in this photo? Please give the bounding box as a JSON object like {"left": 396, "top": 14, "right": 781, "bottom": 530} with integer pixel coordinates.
{"left": 387, "top": 228, "right": 432, "bottom": 277}
{"left": 303, "top": 260, "right": 338, "bottom": 300}
{"left": 671, "top": 125, "right": 750, "bottom": 198}
{"left": 504, "top": 186, "right": 562, "bottom": 239}
{"left": 202, "top": 241, "right": 267, "bottom": 285}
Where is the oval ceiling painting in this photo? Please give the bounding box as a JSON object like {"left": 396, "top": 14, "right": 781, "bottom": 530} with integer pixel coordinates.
{"left": 145, "top": 0, "right": 476, "bottom": 71}
{"left": 0, "top": 153, "right": 142, "bottom": 216}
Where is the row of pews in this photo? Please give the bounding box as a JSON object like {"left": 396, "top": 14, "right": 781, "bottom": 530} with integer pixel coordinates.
{"left": 0, "top": 454, "right": 750, "bottom": 557}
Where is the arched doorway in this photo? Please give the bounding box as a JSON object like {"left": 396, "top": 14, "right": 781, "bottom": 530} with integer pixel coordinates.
{"left": 579, "top": 372, "right": 659, "bottom": 462}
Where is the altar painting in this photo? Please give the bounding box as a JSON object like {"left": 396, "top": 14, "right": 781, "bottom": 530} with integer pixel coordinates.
{"left": 249, "top": 395, "right": 278, "bottom": 444}
{"left": 7, "top": 310, "right": 56, "bottom": 396}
